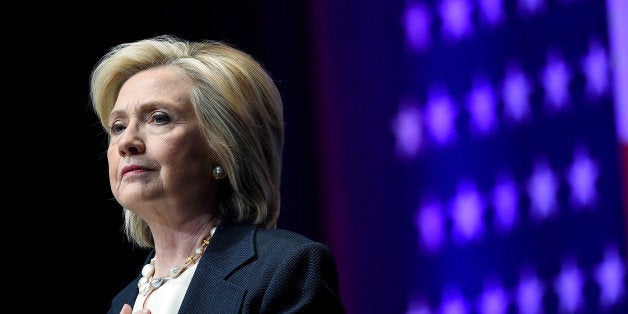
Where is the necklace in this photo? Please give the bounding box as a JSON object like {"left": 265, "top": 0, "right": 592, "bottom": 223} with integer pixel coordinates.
{"left": 137, "top": 227, "right": 215, "bottom": 296}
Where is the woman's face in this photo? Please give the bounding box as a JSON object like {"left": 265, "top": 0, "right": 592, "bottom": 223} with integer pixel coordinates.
{"left": 106, "top": 66, "right": 213, "bottom": 216}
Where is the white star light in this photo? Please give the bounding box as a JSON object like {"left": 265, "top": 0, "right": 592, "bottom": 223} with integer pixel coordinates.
{"left": 502, "top": 63, "right": 532, "bottom": 124}
{"left": 439, "top": 0, "right": 474, "bottom": 41}
{"left": 416, "top": 200, "right": 446, "bottom": 252}
{"left": 554, "top": 256, "right": 585, "bottom": 313}
{"left": 477, "top": 279, "right": 509, "bottom": 314}
{"left": 467, "top": 76, "right": 498, "bottom": 136}
{"left": 441, "top": 288, "right": 470, "bottom": 314}
{"left": 492, "top": 172, "right": 519, "bottom": 233}
{"left": 581, "top": 37, "right": 610, "bottom": 101}
{"left": 567, "top": 145, "right": 599, "bottom": 210}
{"left": 451, "top": 180, "right": 485, "bottom": 242}
{"left": 540, "top": 50, "right": 572, "bottom": 112}
{"left": 518, "top": 0, "right": 546, "bottom": 16}
{"left": 392, "top": 100, "right": 424, "bottom": 160}
{"left": 527, "top": 158, "right": 560, "bottom": 223}
{"left": 424, "top": 87, "right": 458, "bottom": 146}
{"left": 595, "top": 245, "right": 627, "bottom": 310}
{"left": 403, "top": 2, "right": 432, "bottom": 52}
{"left": 516, "top": 268, "right": 545, "bottom": 314}
{"left": 478, "top": 0, "right": 505, "bottom": 27}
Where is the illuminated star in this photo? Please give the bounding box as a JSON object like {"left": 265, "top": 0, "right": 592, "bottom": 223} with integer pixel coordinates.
{"left": 518, "top": 0, "right": 546, "bottom": 16}
{"left": 582, "top": 37, "right": 610, "bottom": 101}
{"left": 467, "top": 76, "right": 498, "bottom": 136}
{"left": 392, "top": 100, "right": 423, "bottom": 160}
{"left": 554, "top": 256, "right": 585, "bottom": 313}
{"left": 439, "top": 0, "right": 474, "bottom": 41}
{"left": 540, "top": 50, "right": 571, "bottom": 112}
{"left": 403, "top": 2, "right": 432, "bottom": 52}
{"left": 478, "top": 0, "right": 505, "bottom": 26}
{"left": 527, "top": 157, "right": 559, "bottom": 223}
{"left": 416, "top": 200, "right": 446, "bottom": 252}
{"left": 492, "top": 172, "right": 519, "bottom": 233}
{"left": 451, "top": 180, "right": 485, "bottom": 243}
{"left": 516, "top": 267, "right": 545, "bottom": 314}
{"left": 595, "top": 245, "right": 627, "bottom": 310}
{"left": 440, "top": 287, "right": 470, "bottom": 314}
{"left": 502, "top": 62, "right": 532, "bottom": 124}
{"left": 567, "top": 145, "right": 599, "bottom": 210}
{"left": 477, "top": 279, "right": 509, "bottom": 314}
{"left": 424, "top": 87, "right": 458, "bottom": 146}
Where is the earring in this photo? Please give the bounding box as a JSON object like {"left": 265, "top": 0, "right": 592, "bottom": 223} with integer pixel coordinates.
{"left": 212, "top": 165, "right": 226, "bottom": 180}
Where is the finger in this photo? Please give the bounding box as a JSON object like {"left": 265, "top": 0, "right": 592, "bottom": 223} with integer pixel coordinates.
{"left": 120, "top": 304, "right": 132, "bottom": 314}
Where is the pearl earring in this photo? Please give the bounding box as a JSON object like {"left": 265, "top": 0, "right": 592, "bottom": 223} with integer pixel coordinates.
{"left": 212, "top": 165, "right": 226, "bottom": 180}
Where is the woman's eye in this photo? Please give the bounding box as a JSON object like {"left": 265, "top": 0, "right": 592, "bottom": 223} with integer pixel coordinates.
{"left": 110, "top": 123, "right": 126, "bottom": 135}
{"left": 152, "top": 112, "right": 172, "bottom": 124}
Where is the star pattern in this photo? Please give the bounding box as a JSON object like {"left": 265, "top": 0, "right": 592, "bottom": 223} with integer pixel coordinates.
{"left": 478, "top": 0, "right": 505, "bottom": 27}
{"left": 492, "top": 172, "right": 519, "bottom": 233}
{"left": 439, "top": 0, "right": 474, "bottom": 41}
{"left": 392, "top": 100, "right": 423, "bottom": 160}
{"left": 516, "top": 268, "right": 545, "bottom": 314}
{"left": 581, "top": 37, "right": 610, "bottom": 100}
{"left": 403, "top": 2, "right": 432, "bottom": 52}
{"left": 567, "top": 145, "right": 599, "bottom": 210}
{"left": 540, "top": 50, "right": 572, "bottom": 112}
{"left": 451, "top": 180, "right": 485, "bottom": 242}
{"left": 502, "top": 63, "right": 532, "bottom": 124}
{"left": 477, "top": 279, "right": 509, "bottom": 314}
{"left": 595, "top": 245, "right": 627, "bottom": 310}
{"left": 467, "top": 76, "right": 498, "bottom": 135}
{"left": 416, "top": 200, "right": 446, "bottom": 252}
{"left": 554, "top": 256, "right": 585, "bottom": 313}
{"left": 397, "top": 1, "right": 625, "bottom": 312}
{"left": 424, "top": 87, "right": 458, "bottom": 146}
{"left": 527, "top": 158, "right": 559, "bottom": 223}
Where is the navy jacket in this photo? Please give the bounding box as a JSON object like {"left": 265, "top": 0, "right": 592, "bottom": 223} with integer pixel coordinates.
{"left": 107, "top": 223, "right": 345, "bottom": 313}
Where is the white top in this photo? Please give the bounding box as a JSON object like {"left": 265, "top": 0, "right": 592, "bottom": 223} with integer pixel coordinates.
{"left": 133, "top": 262, "right": 198, "bottom": 313}
{"left": 132, "top": 226, "right": 217, "bottom": 313}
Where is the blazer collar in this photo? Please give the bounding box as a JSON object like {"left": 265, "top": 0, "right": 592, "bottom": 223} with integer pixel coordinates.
{"left": 178, "top": 222, "right": 257, "bottom": 312}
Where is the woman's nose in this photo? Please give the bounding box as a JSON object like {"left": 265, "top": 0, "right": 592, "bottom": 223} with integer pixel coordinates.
{"left": 116, "top": 124, "right": 146, "bottom": 156}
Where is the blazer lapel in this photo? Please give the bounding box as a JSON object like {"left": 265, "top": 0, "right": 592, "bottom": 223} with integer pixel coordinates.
{"left": 178, "top": 223, "right": 257, "bottom": 313}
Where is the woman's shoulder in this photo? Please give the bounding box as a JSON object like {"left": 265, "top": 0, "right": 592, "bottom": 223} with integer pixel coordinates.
{"left": 255, "top": 227, "right": 332, "bottom": 255}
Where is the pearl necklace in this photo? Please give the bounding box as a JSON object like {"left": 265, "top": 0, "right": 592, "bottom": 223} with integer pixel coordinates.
{"left": 138, "top": 228, "right": 215, "bottom": 296}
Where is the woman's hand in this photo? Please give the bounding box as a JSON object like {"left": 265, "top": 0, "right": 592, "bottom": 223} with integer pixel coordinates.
{"left": 120, "top": 304, "right": 151, "bottom": 314}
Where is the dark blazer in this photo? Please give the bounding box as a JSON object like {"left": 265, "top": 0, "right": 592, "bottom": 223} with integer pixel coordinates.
{"left": 107, "top": 222, "right": 345, "bottom": 313}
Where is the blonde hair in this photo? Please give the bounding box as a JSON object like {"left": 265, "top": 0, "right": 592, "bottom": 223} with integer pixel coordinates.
{"left": 90, "top": 35, "right": 284, "bottom": 248}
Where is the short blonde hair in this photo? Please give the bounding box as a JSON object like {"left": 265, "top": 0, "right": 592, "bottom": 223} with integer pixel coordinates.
{"left": 90, "top": 35, "right": 284, "bottom": 248}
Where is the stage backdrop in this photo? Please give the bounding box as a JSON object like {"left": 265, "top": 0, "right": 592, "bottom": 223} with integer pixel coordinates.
{"left": 308, "top": 0, "right": 628, "bottom": 313}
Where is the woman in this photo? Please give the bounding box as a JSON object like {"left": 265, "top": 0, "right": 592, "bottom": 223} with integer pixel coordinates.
{"left": 90, "top": 35, "right": 344, "bottom": 313}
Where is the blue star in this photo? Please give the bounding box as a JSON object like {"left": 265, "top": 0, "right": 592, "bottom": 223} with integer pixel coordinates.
{"left": 477, "top": 278, "right": 509, "bottom": 314}
{"left": 450, "top": 179, "right": 485, "bottom": 243}
{"left": 467, "top": 76, "right": 498, "bottom": 136}
{"left": 416, "top": 199, "right": 446, "bottom": 252}
{"left": 527, "top": 158, "right": 559, "bottom": 223}
{"left": 403, "top": 2, "right": 432, "bottom": 52}
{"left": 567, "top": 145, "right": 599, "bottom": 210}
{"left": 439, "top": 0, "right": 474, "bottom": 41}
{"left": 502, "top": 62, "right": 532, "bottom": 124}
{"left": 492, "top": 172, "right": 519, "bottom": 233}
{"left": 478, "top": 0, "right": 505, "bottom": 27}
{"left": 392, "top": 100, "right": 424, "bottom": 160}
{"left": 581, "top": 37, "right": 610, "bottom": 101}
{"left": 595, "top": 245, "right": 627, "bottom": 310}
{"left": 540, "top": 50, "right": 572, "bottom": 112}
{"left": 554, "top": 256, "right": 585, "bottom": 313}
{"left": 516, "top": 267, "right": 545, "bottom": 314}
{"left": 424, "top": 86, "right": 458, "bottom": 146}
{"left": 518, "top": 0, "right": 546, "bottom": 17}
